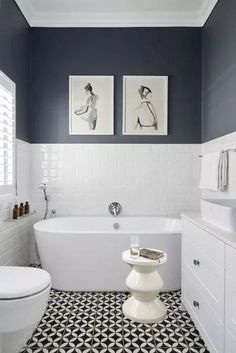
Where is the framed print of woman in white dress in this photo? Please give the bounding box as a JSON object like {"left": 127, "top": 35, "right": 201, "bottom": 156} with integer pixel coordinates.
{"left": 123, "top": 76, "right": 168, "bottom": 135}
{"left": 69, "top": 76, "right": 114, "bottom": 135}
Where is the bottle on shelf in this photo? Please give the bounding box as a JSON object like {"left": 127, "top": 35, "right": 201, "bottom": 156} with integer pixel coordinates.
{"left": 13, "top": 205, "right": 19, "bottom": 220}
{"left": 19, "top": 203, "right": 25, "bottom": 217}
{"left": 24, "top": 202, "right": 30, "bottom": 215}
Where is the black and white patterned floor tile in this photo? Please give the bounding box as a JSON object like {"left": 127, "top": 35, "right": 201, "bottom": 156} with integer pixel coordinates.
{"left": 20, "top": 290, "right": 210, "bottom": 353}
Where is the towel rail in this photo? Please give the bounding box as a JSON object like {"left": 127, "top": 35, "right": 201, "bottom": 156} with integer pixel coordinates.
{"left": 199, "top": 148, "right": 236, "bottom": 158}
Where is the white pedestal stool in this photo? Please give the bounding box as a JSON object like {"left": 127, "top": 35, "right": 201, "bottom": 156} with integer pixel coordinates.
{"left": 122, "top": 249, "right": 167, "bottom": 324}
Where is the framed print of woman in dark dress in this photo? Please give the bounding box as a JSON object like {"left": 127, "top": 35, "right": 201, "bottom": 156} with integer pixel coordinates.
{"left": 123, "top": 76, "right": 168, "bottom": 135}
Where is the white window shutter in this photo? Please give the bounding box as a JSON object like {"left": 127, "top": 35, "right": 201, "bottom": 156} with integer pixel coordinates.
{"left": 0, "top": 71, "right": 16, "bottom": 196}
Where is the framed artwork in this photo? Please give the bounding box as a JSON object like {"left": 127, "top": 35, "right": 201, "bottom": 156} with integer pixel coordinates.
{"left": 123, "top": 76, "right": 168, "bottom": 135}
{"left": 69, "top": 76, "right": 114, "bottom": 135}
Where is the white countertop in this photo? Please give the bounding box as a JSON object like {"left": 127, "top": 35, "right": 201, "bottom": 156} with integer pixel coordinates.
{"left": 182, "top": 212, "right": 236, "bottom": 249}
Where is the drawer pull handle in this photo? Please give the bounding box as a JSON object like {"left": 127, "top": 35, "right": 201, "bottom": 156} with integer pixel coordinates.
{"left": 193, "top": 259, "right": 200, "bottom": 266}
{"left": 193, "top": 300, "right": 200, "bottom": 308}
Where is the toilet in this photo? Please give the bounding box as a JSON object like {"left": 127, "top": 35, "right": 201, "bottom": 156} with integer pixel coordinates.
{"left": 0, "top": 266, "right": 51, "bottom": 353}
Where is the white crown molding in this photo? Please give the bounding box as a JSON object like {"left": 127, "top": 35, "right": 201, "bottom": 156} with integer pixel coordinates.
{"left": 30, "top": 11, "right": 201, "bottom": 28}
{"left": 15, "top": 0, "right": 33, "bottom": 26}
{"left": 198, "top": 0, "right": 218, "bottom": 26}
{"left": 15, "top": 0, "right": 218, "bottom": 27}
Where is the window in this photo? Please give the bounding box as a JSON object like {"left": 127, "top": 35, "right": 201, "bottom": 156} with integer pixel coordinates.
{"left": 0, "top": 71, "right": 16, "bottom": 196}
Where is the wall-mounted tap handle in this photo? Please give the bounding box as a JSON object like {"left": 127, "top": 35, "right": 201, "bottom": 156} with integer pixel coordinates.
{"left": 193, "top": 259, "right": 200, "bottom": 266}
{"left": 193, "top": 300, "right": 200, "bottom": 308}
{"left": 108, "top": 202, "right": 122, "bottom": 217}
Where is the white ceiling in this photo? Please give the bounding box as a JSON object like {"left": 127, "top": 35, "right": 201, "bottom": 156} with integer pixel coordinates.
{"left": 15, "top": 0, "right": 218, "bottom": 27}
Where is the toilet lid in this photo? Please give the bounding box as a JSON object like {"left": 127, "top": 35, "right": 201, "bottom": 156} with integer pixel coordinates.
{"left": 0, "top": 266, "right": 51, "bottom": 299}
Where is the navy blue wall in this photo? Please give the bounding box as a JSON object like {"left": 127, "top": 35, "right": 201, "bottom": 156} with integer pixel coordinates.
{"left": 202, "top": 0, "right": 236, "bottom": 142}
{"left": 30, "top": 28, "right": 202, "bottom": 143}
{"left": 0, "top": 0, "right": 30, "bottom": 142}
{"left": 5, "top": 1, "right": 235, "bottom": 144}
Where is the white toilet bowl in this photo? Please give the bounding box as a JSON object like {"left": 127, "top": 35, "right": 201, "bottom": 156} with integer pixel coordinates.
{"left": 0, "top": 266, "right": 51, "bottom": 353}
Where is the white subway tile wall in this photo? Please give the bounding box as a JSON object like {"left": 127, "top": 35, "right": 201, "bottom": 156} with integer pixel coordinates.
{"left": 1, "top": 133, "right": 234, "bottom": 267}
{"left": 30, "top": 144, "right": 201, "bottom": 217}
{"left": 201, "top": 131, "right": 236, "bottom": 199}
{"left": 0, "top": 216, "right": 34, "bottom": 265}
{"left": 1, "top": 141, "right": 201, "bottom": 266}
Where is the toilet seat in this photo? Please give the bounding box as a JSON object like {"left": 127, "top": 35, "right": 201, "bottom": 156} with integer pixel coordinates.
{"left": 0, "top": 266, "right": 51, "bottom": 300}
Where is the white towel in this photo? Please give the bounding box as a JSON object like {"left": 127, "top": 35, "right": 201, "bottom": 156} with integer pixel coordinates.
{"left": 218, "top": 151, "right": 228, "bottom": 191}
{"left": 199, "top": 151, "right": 228, "bottom": 191}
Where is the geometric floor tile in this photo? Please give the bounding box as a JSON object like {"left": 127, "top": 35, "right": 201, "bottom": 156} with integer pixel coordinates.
{"left": 20, "top": 290, "right": 210, "bottom": 353}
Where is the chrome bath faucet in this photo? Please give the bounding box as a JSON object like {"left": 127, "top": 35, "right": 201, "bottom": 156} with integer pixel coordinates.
{"left": 108, "top": 202, "right": 122, "bottom": 217}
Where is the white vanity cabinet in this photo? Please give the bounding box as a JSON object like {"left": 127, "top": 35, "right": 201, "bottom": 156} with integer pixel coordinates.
{"left": 225, "top": 245, "right": 236, "bottom": 352}
{"left": 182, "top": 216, "right": 236, "bottom": 353}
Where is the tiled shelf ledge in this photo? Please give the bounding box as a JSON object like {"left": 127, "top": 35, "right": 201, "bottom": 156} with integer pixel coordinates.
{"left": 0, "top": 213, "right": 36, "bottom": 230}
{"left": 0, "top": 213, "right": 36, "bottom": 266}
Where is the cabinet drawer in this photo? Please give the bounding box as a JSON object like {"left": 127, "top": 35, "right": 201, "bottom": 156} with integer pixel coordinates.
{"left": 225, "top": 272, "right": 236, "bottom": 337}
{"left": 182, "top": 219, "right": 224, "bottom": 267}
{"left": 225, "top": 329, "right": 236, "bottom": 353}
{"left": 182, "top": 238, "right": 224, "bottom": 319}
{"left": 225, "top": 245, "right": 236, "bottom": 277}
{"left": 182, "top": 265, "right": 224, "bottom": 353}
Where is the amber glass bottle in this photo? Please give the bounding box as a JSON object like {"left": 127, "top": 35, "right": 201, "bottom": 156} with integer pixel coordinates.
{"left": 19, "top": 203, "right": 25, "bottom": 216}
{"left": 25, "top": 202, "right": 30, "bottom": 214}
{"left": 13, "top": 205, "right": 19, "bottom": 219}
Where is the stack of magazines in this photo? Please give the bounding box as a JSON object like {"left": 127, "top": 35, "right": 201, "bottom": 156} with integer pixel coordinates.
{"left": 139, "top": 248, "right": 165, "bottom": 261}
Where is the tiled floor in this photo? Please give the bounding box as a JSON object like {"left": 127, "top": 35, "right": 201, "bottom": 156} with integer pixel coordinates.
{"left": 21, "top": 290, "right": 209, "bottom": 353}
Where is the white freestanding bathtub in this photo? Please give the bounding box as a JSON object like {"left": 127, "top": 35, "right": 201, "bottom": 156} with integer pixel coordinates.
{"left": 34, "top": 217, "right": 181, "bottom": 292}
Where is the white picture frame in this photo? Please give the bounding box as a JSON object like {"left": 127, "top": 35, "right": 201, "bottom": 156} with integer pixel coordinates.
{"left": 123, "top": 76, "right": 168, "bottom": 135}
{"left": 69, "top": 75, "right": 114, "bottom": 135}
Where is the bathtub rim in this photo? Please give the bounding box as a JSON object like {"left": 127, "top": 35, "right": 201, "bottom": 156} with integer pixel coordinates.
{"left": 34, "top": 216, "right": 182, "bottom": 235}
